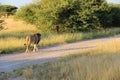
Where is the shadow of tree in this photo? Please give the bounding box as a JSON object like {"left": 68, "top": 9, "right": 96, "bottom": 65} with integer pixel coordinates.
{"left": 0, "top": 26, "right": 4, "bottom": 31}
{"left": 0, "top": 19, "right": 5, "bottom": 31}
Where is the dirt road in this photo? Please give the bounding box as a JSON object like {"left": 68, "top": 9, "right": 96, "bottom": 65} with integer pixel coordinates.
{"left": 0, "top": 36, "right": 120, "bottom": 72}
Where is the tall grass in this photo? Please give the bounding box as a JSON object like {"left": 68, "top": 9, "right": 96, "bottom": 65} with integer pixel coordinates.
{"left": 0, "top": 31, "right": 34, "bottom": 39}
{"left": 0, "top": 38, "right": 24, "bottom": 53}
{"left": 1, "top": 28, "right": 120, "bottom": 54}
{"left": 1, "top": 36, "right": 120, "bottom": 80}
{"left": 0, "top": 30, "right": 37, "bottom": 54}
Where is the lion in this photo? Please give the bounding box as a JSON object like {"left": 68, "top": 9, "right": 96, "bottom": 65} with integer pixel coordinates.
{"left": 24, "top": 33, "right": 41, "bottom": 53}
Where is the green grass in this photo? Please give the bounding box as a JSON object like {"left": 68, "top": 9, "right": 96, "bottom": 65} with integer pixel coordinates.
{"left": 1, "top": 28, "right": 120, "bottom": 54}
{"left": 0, "top": 31, "right": 32, "bottom": 39}
{"left": 1, "top": 38, "right": 120, "bottom": 80}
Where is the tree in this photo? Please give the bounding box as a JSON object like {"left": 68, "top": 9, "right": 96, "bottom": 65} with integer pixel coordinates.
{"left": 16, "top": 0, "right": 111, "bottom": 33}
{"left": 38, "top": 0, "right": 111, "bottom": 32}
{"left": 0, "top": 5, "right": 18, "bottom": 17}
{"left": 109, "top": 4, "right": 120, "bottom": 27}
{"left": 15, "top": 4, "right": 38, "bottom": 24}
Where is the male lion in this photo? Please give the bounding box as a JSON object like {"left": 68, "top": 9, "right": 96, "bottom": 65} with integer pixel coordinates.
{"left": 24, "top": 33, "right": 41, "bottom": 53}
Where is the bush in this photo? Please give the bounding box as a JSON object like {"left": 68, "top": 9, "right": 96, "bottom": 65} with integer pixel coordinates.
{"left": 15, "top": 0, "right": 111, "bottom": 33}
{"left": 109, "top": 4, "right": 120, "bottom": 27}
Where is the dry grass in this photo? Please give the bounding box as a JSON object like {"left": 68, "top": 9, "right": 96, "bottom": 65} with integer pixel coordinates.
{"left": 0, "top": 16, "right": 36, "bottom": 33}
{"left": 40, "top": 33, "right": 83, "bottom": 46}
{"left": 1, "top": 16, "right": 120, "bottom": 54}
{"left": 0, "top": 17, "right": 38, "bottom": 53}
{"left": 0, "top": 38, "right": 24, "bottom": 53}
{"left": 25, "top": 39, "right": 120, "bottom": 80}
{"left": 89, "top": 38, "right": 120, "bottom": 55}
{"left": 1, "top": 28, "right": 120, "bottom": 54}
{"left": 98, "top": 40, "right": 120, "bottom": 53}
{"left": 1, "top": 37, "right": 120, "bottom": 80}
{"left": 1, "top": 16, "right": 120, "bottom": 80}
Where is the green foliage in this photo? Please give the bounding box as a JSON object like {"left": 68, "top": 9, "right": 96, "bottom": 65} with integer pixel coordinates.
{"left": 16, "top": 0, "right": 111, "bottom": 32}
{"left": 15, "top": 4, "right": 38, "bottom": 24}
{"left": 109, "top": 4, "right": 120, "bottom": 27}
{"left": 0, "top": 5, "right": 17, "bottom": 17}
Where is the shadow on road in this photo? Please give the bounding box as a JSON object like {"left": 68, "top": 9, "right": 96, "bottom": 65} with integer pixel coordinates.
{"left": 0, "top": 57, "right": 57, "bottom": 72}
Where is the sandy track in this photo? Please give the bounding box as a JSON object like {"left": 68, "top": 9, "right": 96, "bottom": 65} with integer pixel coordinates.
{"left": 0, "top": 36, "right": 120, "bottom": 72}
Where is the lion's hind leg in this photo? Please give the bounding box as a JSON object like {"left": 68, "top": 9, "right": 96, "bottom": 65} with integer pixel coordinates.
{"left": 25, "top": 45, "right": 30, "bottom": 53}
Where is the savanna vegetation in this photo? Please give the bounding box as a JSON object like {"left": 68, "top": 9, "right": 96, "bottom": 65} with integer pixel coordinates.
{"left": 0, "top": 4, "right": 17, "bottom": 31}
{"left": 1, "top": 38, "right": 120, "bottom": 80}
{"left": 0, "top": 4, "right": 17, "bottom": 17}
{"left": 1, "top": 26, "right": 120, "bottom": 54}
{"left": 0, "top": 0, "right": 120, "bottom": 54}
{"left": 0, "top": 0, "right": 120, "bottom": 80}
{"left": 15, "top": 0, "right": 120, "bottom": 33}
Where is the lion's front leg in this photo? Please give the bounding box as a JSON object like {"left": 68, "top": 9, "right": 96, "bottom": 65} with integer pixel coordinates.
{"left": 33, "top": 44, "right": 38, "bottom": 52}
